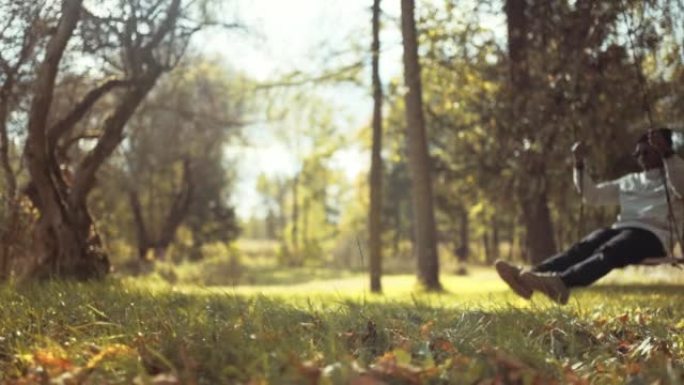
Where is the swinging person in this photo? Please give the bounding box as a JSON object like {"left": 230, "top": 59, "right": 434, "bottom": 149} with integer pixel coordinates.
{"left": 496, "top": 128, "right": 684, "bottom": 304}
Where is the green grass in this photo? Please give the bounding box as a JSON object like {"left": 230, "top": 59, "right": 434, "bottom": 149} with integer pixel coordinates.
{"left": 1, "top": 267, "right": 684, "bottom": 384}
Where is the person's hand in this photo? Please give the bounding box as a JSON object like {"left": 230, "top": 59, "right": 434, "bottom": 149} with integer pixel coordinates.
{"left": 571, "top": 141, "right": 587, "bottom": 167}
{"left": 648, "top": 129, "right": 672, "bottom": 156}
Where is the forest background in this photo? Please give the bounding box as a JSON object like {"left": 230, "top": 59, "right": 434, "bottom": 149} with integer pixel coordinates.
{"left": 1, "top": 0, "right": 684, "bottom": 289}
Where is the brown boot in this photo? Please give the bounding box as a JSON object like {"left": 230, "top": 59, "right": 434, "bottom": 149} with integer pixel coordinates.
{"left": 494, "top": 260, "right": 532, "bottom": 299}
{"left": 519, "top": 271, "right": 570, "bottom": 305}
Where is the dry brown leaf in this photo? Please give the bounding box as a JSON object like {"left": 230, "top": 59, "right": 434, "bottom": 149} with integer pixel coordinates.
{"left": 34, "top": 350, "right": 74, "bottom": 373}
{"left": 349, "top": 373, "right": 389, "bottom": 385}
{"left": 420, "top": 320, "right": 435, "bottom": 338}
{"left": 370, "top": 351, "right": 422, "bottom": 385}
{"left": 626, "top": 362, "right": 641, "bottom": 375}
{"left": 296, "top": 360, "right": 322, "bottom": 385}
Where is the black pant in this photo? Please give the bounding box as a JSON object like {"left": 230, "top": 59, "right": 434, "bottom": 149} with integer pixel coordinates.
{"left": 532, "top": 227, "right": 665, "bottom": 287}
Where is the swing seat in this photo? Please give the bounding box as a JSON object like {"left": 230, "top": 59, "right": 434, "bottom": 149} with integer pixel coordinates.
{"left": 640, "top": 256, "right": 684, "bottom": 266}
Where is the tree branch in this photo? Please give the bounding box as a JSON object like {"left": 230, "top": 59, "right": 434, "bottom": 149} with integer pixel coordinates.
{"left": 70, "top": 70, "right": 159, "bottom": 204}
{"left": 47, "top": 78, "right": 129, "bottom": 151}
{"left": 159, "top": 158, "right": 193, "bottom": 246}
{"left": 254, "top": 61, "right": 363, "bottom": 90}
{"left": 143, "top": 0, "right": 181, "bottom": 52}
{"left": 24, "top": 0, "right": 83, "bottom": 218}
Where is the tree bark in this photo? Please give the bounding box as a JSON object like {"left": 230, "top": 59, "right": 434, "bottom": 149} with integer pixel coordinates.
{"left": 23, "top": 0, "right": 180, "bottom": 279}
{"left": 22, "top": 0, "right": 107, "bottom": 280}
{"left": 520, "top": 185, "right": 556, "bottom": 264}
{"left": 155, "top": 159, "right": 193, "bottom": 258}
{"left": 507, "top": 220, "right": 516, "bottom": 260}
{"left": 401, "top": 0, "right": 441, "bottom": 291}
{"left": 369, "top": 0, "right": 383, "bottom": 293}
{"left": 0, "top": 77, "right": 17, "bottom": 279}
{"left": 517, "top": 155, "right": 557, "bottom": 264}
{"left": 0, "top": 81, "right": 17, "bottom": 209}
{"left": 505, "top": 0, "right": 557, "bottom": 264}
{"left": 129, "top": 159, "right": 193, "bottom": 261}
{"left": 482, "top": 231, "right": 491, "bottom": 263}
{"left": 491, "top": 217, "right": 500, "bottom": 261}
{"left": 290, "top": 173, "right": 299, "bottom": 265}
{"left": 457, "top": 207, "right": 469, "bottom": 262}
{"left": 129, "top": 189, "right": 150, "bottom": 260}
{"left": 0, "top": 5, "right": 45, "bottom": 279}
{"left": 505, "top": 0, "right": 529, "bottom": 92}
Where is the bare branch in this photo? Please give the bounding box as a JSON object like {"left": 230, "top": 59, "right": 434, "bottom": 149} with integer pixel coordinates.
{"left": 0, "top": 55, "right": 11, "bottom": 76}
{"left": 255, "top": 61, "right": 364, "bottom": 90}
{"left": 143, "top": 0, "right": 181, "bottom": 52}
{"left": 143, "top": 0, "right": 167, "bottom": 21}
{"left": 0, "top": 11, "right": 17, "bottom": 39}
{"left": 145, "top": 102, "right": 245, "bottom": 128}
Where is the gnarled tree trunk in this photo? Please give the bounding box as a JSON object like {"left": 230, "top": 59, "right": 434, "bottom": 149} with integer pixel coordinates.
{"left": 23, "top": 0, "right": 180, "bottom": 279}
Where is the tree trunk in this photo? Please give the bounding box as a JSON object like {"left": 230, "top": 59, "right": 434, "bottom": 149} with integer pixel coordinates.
{"left": 455, "top": 206, "right": 469, "bottom": 262}
{"left": 130, "top": 158, "right": 193, "bottom": 262}
{"left": 129, "top": 189, "right": 150, "bottom": 260}
{"left": 157, "top": 159, "right": 193, "bottom": 253}
{"left": 369, "top": 0, "right": 383, "bottom": 293}
{"left": 290, "top": 173, "right": 299, "bottom": 265}
{"left": 22, "top": 0, "right": 182, "bottom": 279}
{"left": 491, "top": 217, "right": 500, "bottom": 261}
{"left": 507, "top": 220, "right": 515, "bottom": 260}
{"left": 505, "top": 0, "right": 529, "bottom": 95}
{"left": 22, "top": 0, "right": 107, "bottom": 279}
{"left": 400, "top": 0, "right": 441, "bottom": 291}
{"left": 0, "top": 78, "right": 18, "bottom": 279}
{"left": 392, "top": 207, "right": 401, "bottom": 256}
{"left": 520, "top": 188, "right": 556, "bottom": 264}
{"left": 506, "top": 0, "right": 557, "bottom": 265}
{"left": 265, "top": 208, "right": 277, "bottom": 239}
{"left": 482, "top": 231, "right": 491, "bottom": 263}
{"left": 302, "top": 200, "right": 309, "bottom": 247}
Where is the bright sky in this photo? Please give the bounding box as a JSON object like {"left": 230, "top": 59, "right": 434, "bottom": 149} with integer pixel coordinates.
{"left": 195, "top": 0, "right": 404, "bottom": 219}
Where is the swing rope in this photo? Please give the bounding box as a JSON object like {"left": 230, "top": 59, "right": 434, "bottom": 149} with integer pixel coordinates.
{"left": 574, "top": 125, "right": 585, "bottom": 242}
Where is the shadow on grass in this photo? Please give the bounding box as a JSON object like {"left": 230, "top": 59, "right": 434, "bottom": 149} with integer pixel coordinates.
{"left": 223, "top": 267, "right": 358, "bottom": 286}
{"left": 582, "top": 282, "right": 684, "bottom": 296}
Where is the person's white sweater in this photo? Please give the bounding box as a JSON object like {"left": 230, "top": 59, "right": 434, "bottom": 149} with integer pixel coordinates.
{"left": 574, "top": 156, "right": 684, "bottom": 250}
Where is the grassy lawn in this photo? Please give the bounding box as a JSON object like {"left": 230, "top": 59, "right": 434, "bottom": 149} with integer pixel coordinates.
{"left": 1, "top": 267, "right": 684, "bottom": 384}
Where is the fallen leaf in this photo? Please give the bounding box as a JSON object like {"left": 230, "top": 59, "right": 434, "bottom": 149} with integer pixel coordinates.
{"left": 370, "top": 351, "right": 422, "bottom": 385}
{"left": 349, "top": 374, "right": 388, "bottom": 385}
{"left": 296, "top": 360, "right": 321, "bottom": 385}
{"left": 34, "top": 349, "right": 74, "bottom": 373}
{"left": 617, "top": 340, "right": 632, "bottom": 355}
{"left": 420, "top": 321, "right": 435, "bottom": 338}
{"left": 431, "top": 337, "right": 455, "bottom": 352}
{"left": 86, "top": 343, "right": 134, "bottom": 369}
{"left": 626, "top": 362, "right": 641, "bottom": 375}
{"left": 134, "top": 373, "right": 180, "bottom": 385}
{"left": 617, "top": 313, "right": 630, "bottom": 324}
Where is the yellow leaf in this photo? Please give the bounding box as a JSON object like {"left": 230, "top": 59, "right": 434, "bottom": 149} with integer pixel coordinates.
{"left": 86, "top": 343, "right": 134, "bottom": 369}
{"left": 34, "top": 349, "right": 73, "bottom": 372}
